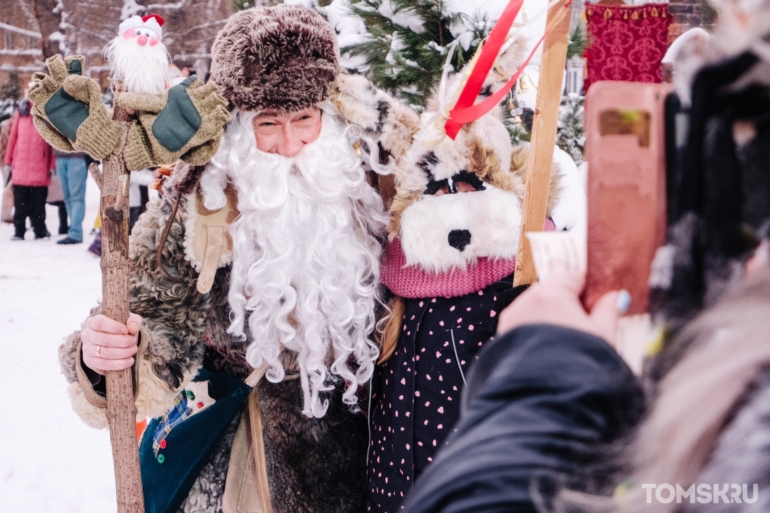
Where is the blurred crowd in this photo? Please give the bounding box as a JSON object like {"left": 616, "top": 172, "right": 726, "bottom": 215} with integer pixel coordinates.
{"left": 0, "top": 63, "right": 194, "bottom": 251}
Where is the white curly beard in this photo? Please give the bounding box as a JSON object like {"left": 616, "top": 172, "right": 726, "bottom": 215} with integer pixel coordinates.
{"left": 104, "top": 36, "right": 169, "bottom": 94}
{"left": 200, "top": 105, "right": 387, "bottom": 418}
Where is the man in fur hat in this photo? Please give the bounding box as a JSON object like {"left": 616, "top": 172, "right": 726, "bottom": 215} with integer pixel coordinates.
{"left": 57, "top": 5, "right": 419, "bottom": 512}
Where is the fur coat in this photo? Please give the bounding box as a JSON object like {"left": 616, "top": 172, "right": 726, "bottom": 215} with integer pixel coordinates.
{"left": 56, "top": 54, "right": 424, "bottom": 510}
{"left": 58, "top": 195, "right": 369, "bottom": 513}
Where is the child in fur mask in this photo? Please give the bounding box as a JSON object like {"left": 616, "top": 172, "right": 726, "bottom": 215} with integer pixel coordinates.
{"left": 366, "top": 42, "right": 586, "bottom": 512}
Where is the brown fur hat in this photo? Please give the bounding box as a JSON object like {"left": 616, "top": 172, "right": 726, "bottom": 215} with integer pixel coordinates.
{"left": 209, "top": 5, "right": 341, "bottom": 113}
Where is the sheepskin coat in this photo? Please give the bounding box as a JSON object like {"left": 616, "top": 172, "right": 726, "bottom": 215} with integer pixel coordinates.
{"left": 56, "top": 33, "right": 426, "bottom": 511}
{"left": 58, "top": 195, "right": 368, "bottom": 513}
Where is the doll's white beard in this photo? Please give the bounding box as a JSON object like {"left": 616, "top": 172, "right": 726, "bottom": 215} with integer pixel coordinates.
{"left": 104, "top": 36, "right": 169, "bottom": 94}
{"left": 201, "top": 108, "right": 387, "bottom": 418}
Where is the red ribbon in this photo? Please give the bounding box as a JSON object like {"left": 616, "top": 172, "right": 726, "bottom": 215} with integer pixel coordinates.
{"left": 444, "top": 0, "right": 525, "bottom": 139}
{"left": 444, "top": 0, "right": 572, "bottom": 137}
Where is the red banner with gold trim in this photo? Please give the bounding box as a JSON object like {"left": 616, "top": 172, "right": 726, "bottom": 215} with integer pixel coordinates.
{"left": 584, "top": 3, "right": 671, "bottom": 91}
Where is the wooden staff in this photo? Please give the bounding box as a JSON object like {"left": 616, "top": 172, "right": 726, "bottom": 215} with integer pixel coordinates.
{"left": 97, "top": 87, "right": 145, "bottom": 512}
{"left": 513, "top": 0, "right": 572, "bottom": 286}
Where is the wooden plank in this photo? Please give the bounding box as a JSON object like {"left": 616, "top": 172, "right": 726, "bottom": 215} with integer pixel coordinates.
{"left": 513, "top": 0, "right": 572, "bottom": 286}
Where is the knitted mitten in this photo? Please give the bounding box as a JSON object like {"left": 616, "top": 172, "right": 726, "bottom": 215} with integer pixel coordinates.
{"left": 32, "top": 113, "right": 75, "bottom": 153}
{"left": 117, "top": 77, "right": 230, "bottom": 167}
{"left": 124, "top": 121, "right": 154, "bottom": 171}
{"left": 29, "top": 55, "right": 120, "bottom": 159}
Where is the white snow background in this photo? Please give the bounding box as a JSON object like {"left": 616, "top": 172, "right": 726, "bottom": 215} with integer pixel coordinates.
{"left": 0, "top": 174, "right": 117, "bottom": 512}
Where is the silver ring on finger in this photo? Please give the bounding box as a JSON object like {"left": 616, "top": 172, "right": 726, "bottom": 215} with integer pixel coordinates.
{"left": 96, "top": 344, "right": 102, "bottom": 358}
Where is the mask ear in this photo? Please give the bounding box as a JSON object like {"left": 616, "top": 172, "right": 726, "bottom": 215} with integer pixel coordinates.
{"left": 493, "top": 36, "right": 530, "bottom": 86}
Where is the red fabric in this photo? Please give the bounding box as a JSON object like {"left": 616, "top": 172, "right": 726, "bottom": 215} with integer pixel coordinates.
{"left": 5, "top": 111, "right": 55, "bottom": 187}
{"left": 381, "top": 219, "right": 556, "bottom": 299}
{"left": 584, "top": 4, "right": 671, "bottom": 91}
{"left": 142, "top": 13, "right": 165, "bottom": 26}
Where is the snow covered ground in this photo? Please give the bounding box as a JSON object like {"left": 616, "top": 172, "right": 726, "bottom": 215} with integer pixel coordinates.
{"left": 0, "top": 175, "right": 117, "bottom": 512}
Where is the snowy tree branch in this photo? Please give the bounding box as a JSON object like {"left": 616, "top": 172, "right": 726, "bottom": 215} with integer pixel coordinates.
{"left": 0, "top": 21, "right": 42, "bottom": 38}
{"left": 18, "top": 0, "right": 41, "bottom": 32}
{"left": 1, "top": 63, "right": 45, "bottom": 72}
{"left": 59, "top": 22, "right": 111, "bottom": 43}
{"left": 0, "top": 48, "right": 42, "bottom": 55}
{"left": 172, "top": 52, "right": 212, "bottom": 60}
{"left": 173, "top": 19, "right": 227, "bottom": 37}
{"left": 144, "top": 0, "right": 192, "bottom": 10}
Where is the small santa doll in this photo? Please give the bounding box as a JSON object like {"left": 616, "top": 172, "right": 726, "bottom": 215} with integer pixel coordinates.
{"left": 105, "top": 14, "right": 169, "bottom": 94}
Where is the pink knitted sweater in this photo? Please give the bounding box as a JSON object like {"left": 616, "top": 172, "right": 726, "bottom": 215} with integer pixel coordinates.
{"left": 381, "top": 220, "right": 556, "bottom": 299}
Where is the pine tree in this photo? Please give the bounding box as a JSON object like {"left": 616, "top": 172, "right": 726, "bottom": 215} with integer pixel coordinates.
{"left": 338, "top": 0, "right": 586, "bottom": 163}
{"left": 555, "top": 93, "right": 585, "bottom": 164}
{"left": 341, "top": 0, "right": 490, "bottom": 109}
{"left": 566, "top": 24, "right": 589, "bottom": 60}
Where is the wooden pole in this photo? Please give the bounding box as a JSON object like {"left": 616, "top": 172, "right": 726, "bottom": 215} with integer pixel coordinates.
{"left": 101, "top": 89, "right": 145, "bottom": 512}
{"left": 513, "top": 0, "right": 572, "bottom": 286}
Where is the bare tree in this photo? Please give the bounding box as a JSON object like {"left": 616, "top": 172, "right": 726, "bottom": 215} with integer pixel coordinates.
{"left": 1, "top": 0, "right": 234, "bottom": 92}
{"left": 0, "top": 1, "right": 40, "bottom": 92}
{"left": 32, "top": 0, "right": 64, "bottom": 59}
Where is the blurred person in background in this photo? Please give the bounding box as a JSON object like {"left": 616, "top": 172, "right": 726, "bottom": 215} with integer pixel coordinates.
{"left": 5, "top": 90, "right": 55, "bottom": 241}
{"left": 0, "top": 116, "right": 13, "bottom": 223}
{"left": 87, "top": 213, "right": 101, "bottom": 257}
{"left": 46, "top": 163, "right": 69, "bottom": 236}
{"left": 54, "top": 148, "right": 90, "bottom": 245}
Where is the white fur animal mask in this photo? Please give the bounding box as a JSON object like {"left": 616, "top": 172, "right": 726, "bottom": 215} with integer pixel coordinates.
{"left": 386, "top": 36, "right": 568, "bottom": 274}
{"left": 390, "top": 110, "right": 529, "bottom": 273}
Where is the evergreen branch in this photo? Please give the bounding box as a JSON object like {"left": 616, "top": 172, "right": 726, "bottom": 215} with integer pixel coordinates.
{"left": 566, "top": 24, "right": 589, "bottom": 60}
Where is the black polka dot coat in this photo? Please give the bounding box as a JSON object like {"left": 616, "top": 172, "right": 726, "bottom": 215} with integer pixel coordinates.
{"left": 367, "top": 279, "right": 514, "bottom": 512}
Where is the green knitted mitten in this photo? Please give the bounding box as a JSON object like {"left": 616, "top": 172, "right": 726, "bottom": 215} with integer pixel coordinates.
{"left": 117, "top": 77, "right": 230, "bottom": 166}
{"left": 124, "top": 122, "right": 154, "bottom": 171}
{"left": 29, "top": 55, "right": 120, "bottom": 159}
